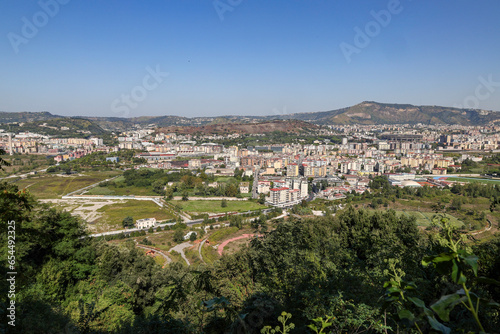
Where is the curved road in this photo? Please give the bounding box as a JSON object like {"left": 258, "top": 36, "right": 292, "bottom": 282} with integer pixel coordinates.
{"left": 169, "top": 242, "right": 191, "bottom": 266}
{"left": 198, "top": 238, "right": 207, "bottom": 264}
{"left": 136, "top": 244, "right": 172, "bottom": 264}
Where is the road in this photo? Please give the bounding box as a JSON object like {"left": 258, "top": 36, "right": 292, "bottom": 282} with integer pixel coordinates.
{"left": 89, "top": 219, "right": 203, "bottom": 238}
{"left": 0, "top": 167, "right": 48, "bottom": 180}
{"left": 169, "top": 242, "right": 191, "bottom": 265}
{"left": 87, "top": 207, "right": 277, "bottom": 238}
{"left": 198, "top": 238, "right": 207, "bottom": 264}
{"left": 252, "top": 168, "right": 260, "bottom": 199}
{"left": 65, "top": 175, "right": 121, "bottom": 196}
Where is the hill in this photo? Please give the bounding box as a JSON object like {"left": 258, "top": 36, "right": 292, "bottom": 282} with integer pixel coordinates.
{"left": 2, "top": 102, "right": 499, "bottom": 130}
{"left": 0, "top": 111, "right": 61, "bottom": 123}
{"left": 0, "top": 117, "right": 109, "bottom": 138}
{"left": 265, "top": 101, "right": 500, "bottom": 125}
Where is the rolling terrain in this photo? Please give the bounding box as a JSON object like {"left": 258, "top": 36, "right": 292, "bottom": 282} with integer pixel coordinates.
{"left": 2, "top": 102, "right": 499, "bottom": 134}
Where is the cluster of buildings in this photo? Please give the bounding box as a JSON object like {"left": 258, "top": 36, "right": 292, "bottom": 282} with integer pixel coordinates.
{"left": 3, "top": 123, "right": 500, "bottom": 207}
{"left": 0, "top": 130, "right": 105, "bottom": 160}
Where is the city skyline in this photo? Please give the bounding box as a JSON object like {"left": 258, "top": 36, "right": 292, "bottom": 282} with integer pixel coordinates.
{"left": 1, "top": 0, "right": 499, "bottom": 118}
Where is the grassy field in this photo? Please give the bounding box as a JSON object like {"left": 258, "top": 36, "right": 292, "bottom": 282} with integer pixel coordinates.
{"left": 201, "top": 244, "right": 220, "bottom": 264}
{"left": 87, "top": 184, "right": 157, "bottom": 196}
{"left": 96, "top": 200, "right": 175, "bottom": 228}
{"left": 208, "top": 226, "right": 239, "bottom": 243}
{"left": 170, "top": 200, "right": 266, "bottom": 214}
{"left": 12, "top": 171, "right": 121, "bottom": 199}
{"left": 395, "top": 211, "right": 464, "bottom": 228}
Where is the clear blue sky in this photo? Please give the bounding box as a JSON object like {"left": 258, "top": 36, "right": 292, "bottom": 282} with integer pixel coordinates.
{"left": 1, "top": 0, "right": 499, "bottom": 118}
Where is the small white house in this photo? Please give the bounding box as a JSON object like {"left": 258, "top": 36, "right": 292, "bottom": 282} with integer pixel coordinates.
{"left": 136, "top": 218, "right": 156, "bottom": 229}
{"left": 239, "top": 182, "right": 250, "bottom": 194}
{"left": 184, "top": 231, "right": 197, "bottom": 240}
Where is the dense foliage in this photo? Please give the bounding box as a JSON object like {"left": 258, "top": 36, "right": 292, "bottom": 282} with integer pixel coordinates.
{"left": 1, "top": 181, "right": 500, "bottom": 333}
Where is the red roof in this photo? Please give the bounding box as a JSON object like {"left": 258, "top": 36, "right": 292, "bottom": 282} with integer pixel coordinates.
{"left": 270, "top": 187, "right": 289, "bottom": 191}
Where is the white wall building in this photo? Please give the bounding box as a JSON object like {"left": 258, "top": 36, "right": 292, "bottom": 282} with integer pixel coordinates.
{"left": 136, "top": 218, "right": 157, "bottom": 229}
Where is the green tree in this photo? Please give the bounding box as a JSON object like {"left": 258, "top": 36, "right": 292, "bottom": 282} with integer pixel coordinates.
{"left": 152, "top": 179, "right": 166, "bottom": 195}
{"left": 221, "top": 199, "right": 227, "bottom": 207}
{"left": 122, "top": 216, "right": 134, "bottom": 228}
{"left": 258, "top": 193, "right": 266, "bottom": 205}
{"left": 165, "top": 186, "right": 174, "bottom": 200}
{"left": 173, "top": 229, "right": 184, "bottom": 243}
{"left": 0, "top": 148, "right": 11, "bottom": 170}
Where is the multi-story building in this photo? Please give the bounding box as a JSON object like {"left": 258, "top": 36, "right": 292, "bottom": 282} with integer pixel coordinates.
{"left": 287, "top": 163, "right": 299, "bottom": 177}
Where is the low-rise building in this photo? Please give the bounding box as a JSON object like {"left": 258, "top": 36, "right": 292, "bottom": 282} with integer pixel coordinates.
{"left": 136, "top": 218, "right": 156, "bottom": 229}
{"left": 239, "top": 182, "right": 250, "bottom": 194}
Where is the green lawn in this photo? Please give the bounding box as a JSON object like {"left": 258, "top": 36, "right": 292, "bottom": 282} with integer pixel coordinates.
{"left": 96, "top": 200, "right": 175, "bottom": 227}
{"left": 170, "top": 200, "right": 266, "bottom": 214}
{"left": 12, "top": 171, "right": 121, "bottom": 199}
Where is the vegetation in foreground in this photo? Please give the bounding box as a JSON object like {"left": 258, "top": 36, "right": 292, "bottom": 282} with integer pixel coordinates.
{"left": 2, "top": 180, "right": 500, "bottom": 333}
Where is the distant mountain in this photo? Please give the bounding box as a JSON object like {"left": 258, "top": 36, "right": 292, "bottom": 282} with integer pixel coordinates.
{"left": 0, "top": 111, "right": 61, "bottom": 123}
{"left": 0, "top": 117, "right": 109, "bottom": 137}
{"left": 262, "top": 101, "right": 500, "bottom": 126}
{"left": 2, "top": 102, "right": 499, "bottom": 131}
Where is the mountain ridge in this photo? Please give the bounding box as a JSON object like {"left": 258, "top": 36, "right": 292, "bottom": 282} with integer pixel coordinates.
{"left": 1, "top": 102, "right": 499, "bottom": 130}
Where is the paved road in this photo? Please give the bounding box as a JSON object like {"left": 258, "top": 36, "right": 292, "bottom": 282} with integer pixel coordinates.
{"left": 198, "top": 238, "right": 207, "bottom": 264}
{"left": 88, "top": 208, "right": 276, "bottom": 238}
{"left": 171, "top": 196, "right": 248, "bottom": 201}
{"left": 89, "top": 219, "right": 203, "bottom": 238}
{"left": 0, "top": 167, "right": 48, "bottom": 180}
{"left": 169, "top": 242, "right": 191, "bottom": 265}
{"left": 66, "top": 175, "right": 121, "bottom": 196}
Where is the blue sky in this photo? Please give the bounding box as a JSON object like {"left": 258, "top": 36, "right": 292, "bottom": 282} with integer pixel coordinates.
{"left": 1, "top": 0, "right": 499, "bottom": 118}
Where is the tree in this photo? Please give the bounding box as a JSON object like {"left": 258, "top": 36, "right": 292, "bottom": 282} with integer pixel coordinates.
{"left": 0, "top": 148, "right": 11, "bottom": 170}
{"left": 122, "top": 216, "right": 134, "bottom": 228}
{"left": 152, "top": 179, "right": 166, "bottom": 195}
{"left": 258, "top": 193, "right": 266, "bottom": 205}
{"left": 221, "top": 199, "right": 227, "bottom": 207}
{"left": 165, "top": 186, "right": 174, "bottom": 200}
{"left": 189, "top": 232, "right": 197, "bottom": 242}
{"left": 182, "top": 191, "right": 189, "bottom": 201}
{"left": 173, "top": 230, "right": 184, "bottom": 243}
